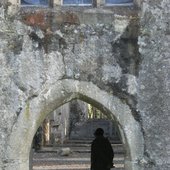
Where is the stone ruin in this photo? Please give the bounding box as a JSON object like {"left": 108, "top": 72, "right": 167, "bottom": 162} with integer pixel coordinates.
{"left": 0, "top": 0, "right": 170, "bottom": 170}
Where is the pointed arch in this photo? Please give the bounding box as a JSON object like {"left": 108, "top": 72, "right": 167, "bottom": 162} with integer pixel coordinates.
{"left": 7, "top": 79, "right": 144, "bottom": 170}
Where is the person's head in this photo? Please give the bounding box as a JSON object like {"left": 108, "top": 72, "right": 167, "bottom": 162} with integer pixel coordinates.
{"left": 94, "top": 128, "right": 104, "bottom": 137}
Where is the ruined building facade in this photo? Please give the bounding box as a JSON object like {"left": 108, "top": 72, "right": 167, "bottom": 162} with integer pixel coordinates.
{"left": 0, "top": 0, "right": 170, "bottom": 170}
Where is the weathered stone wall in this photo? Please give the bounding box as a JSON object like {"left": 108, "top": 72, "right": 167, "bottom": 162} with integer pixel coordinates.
{"left": 138, "top": 0, "right": 170, "bottom": 169}
{"left": 0, "top": 0, "right": 169, "bottom": 170}
{"left": 0, "top": 4, "right": 141, "bottom": 169}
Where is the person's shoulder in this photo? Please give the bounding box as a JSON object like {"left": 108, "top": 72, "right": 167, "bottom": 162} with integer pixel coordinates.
{"left": 104, "top": 137, "right": 111, "bottom": 143}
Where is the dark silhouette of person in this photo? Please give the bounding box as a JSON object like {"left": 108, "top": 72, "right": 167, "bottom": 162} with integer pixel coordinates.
{"left": 91, "top": 128, "right": 114, "bottom": 170}
{"left": 33, "top": 126, "right": 42, "bottom": 151}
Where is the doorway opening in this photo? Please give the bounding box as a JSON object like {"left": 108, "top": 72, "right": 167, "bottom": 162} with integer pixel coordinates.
{"left": 31, "top": 99, "right": 124, "bottom": 170}
{"left": 7, "top": 80, "right": 144, "bottom": 170}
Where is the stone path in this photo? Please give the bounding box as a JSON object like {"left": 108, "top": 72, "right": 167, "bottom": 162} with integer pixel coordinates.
{"left": 32, "top": 144, "right": 125, "bottom": 170}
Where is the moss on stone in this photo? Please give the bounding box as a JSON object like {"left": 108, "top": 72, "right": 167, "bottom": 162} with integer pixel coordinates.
{"left": 25, "top": 102, "right": 30, "bottom": 120}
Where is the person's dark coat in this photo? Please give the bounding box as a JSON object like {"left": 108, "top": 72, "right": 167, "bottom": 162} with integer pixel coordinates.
{"left": 91, "top": 135, "right": 114, "bottom": 170}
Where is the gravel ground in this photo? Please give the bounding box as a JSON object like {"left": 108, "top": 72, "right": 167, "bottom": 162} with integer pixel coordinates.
{"left": 32, "top": 148, "right": 124, "bottom": 170}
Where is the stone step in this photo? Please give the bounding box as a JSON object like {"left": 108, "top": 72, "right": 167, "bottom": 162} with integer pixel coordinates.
{"left": 33, "top": 165, "right": 124, "bottom": 170}
{"left": 37, "top": 143, "right": 125, "bottom": 154}
{"left": 64, "top": 139, "right": 121, "bottom": 144}
{"left": 33, "top": 155, "right": 124, "bottom": 159}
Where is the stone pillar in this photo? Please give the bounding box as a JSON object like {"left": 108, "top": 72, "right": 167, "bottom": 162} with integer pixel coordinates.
{"left": 124, "top": 159, "right": 143, "bottom": 170}
{"left": 29, "top": 145, "right": 33, "bottom": 170}
{"left": 4, "top": 159, "right": 29, "bottom": 170}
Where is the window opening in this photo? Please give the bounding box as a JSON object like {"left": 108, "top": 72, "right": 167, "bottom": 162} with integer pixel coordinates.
{"left": 63, "top": 0, "right": 92, "bottom": 6}
{"left": 106, "top": 0, "right": 133, "bottom": 5}
{"left": 21, "top": 0, "right": 49, "bottom": 6}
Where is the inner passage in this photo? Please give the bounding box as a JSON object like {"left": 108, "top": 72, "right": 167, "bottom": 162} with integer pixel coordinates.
{"left": 31, "top": 100, "right": 125, "bottom": 170}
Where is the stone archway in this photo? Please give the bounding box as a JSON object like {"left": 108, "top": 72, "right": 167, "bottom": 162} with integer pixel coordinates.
{"left": 6, "top": 79, "right": 144, "bottom": 170}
